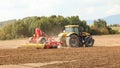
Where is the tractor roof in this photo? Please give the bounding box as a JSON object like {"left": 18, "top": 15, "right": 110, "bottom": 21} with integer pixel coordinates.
{"left": 65, "top": 25, "right": 79, "bottom": 28}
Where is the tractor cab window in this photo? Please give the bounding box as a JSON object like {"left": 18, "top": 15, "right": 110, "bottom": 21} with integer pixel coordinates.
{"left": 65, "top": 27, "right": 79, "bottom": 34}
{"left": 65, "top": 27, "right": 74, "bottom": 33}
{"left": 74, "top": 28, "right": 79, "bottom": 34}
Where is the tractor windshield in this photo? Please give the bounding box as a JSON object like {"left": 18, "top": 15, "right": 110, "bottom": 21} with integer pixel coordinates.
{"left": 65, "top": 27, "right": 74, "bottom": 33}
{"left": 65, "top": 27, "right": 79, "bottom": 34}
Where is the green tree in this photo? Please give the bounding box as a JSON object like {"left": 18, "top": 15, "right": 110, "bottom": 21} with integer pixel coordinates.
{"left": 67, "top": 16, "right": 80, "bottom": 25}
{"left": 91, "top": 19, "right": 109, "bottom": 34}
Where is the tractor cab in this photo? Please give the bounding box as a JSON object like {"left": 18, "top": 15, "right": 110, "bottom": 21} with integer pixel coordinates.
{"left": 64, "top": 25, "right": 85, "bottom": 36}
{"left": 65, "top": 25, "right": 79, "bottom": 35}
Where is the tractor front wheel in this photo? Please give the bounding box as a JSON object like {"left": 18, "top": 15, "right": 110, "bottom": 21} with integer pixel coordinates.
{"left": 85, "top": 36, "right": 94, "bottom": 47}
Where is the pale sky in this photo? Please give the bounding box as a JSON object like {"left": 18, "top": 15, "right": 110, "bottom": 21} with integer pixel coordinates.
{"left": 0, "top": 0, "right": 120, "bottom": 21}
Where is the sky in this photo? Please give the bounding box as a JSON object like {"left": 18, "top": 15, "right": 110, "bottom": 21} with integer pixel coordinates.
{"left": 0, "top": 0, "right": 120, "bottom": 21}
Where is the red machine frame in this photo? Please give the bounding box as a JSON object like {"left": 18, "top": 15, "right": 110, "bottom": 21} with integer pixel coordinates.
{"left": 30, "top": 28, "right": 63, "bottom": 48}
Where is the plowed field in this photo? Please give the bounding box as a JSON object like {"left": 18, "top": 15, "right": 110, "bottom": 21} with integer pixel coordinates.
{"left": 0, "top": 35, "right": 120, "bottom": 68}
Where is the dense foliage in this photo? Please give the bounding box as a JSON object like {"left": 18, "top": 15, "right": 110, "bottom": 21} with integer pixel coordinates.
{"left": 0, "top": 19, "right": 16, "bottom": 27}
{"left": 0, "top": 15, "right": 119, "bottom": 40}
{"left": 91, "top": 19, "right": 119, "bottom": 35}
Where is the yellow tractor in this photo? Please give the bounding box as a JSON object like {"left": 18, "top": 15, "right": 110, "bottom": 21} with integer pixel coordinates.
{"left": 58, "top": 25, "right": 94, "bottom": 47}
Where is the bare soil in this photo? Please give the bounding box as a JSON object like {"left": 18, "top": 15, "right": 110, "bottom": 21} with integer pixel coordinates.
{"left": 0, "top": 35, "right": 120, "bottom": 68}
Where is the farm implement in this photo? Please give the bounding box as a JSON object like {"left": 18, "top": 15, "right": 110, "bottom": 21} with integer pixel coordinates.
{"left": 21, "top": 28, "right": 63, "bottom": 49}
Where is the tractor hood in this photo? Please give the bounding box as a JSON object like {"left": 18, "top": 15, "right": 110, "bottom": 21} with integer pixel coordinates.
{"left": 58, "top": 33, "right": 67, "bottom": 37}
{"left": 58, "top": 32, "right": 76, "bottom": 37}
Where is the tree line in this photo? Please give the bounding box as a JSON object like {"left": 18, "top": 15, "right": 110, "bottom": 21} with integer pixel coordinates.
{"left": 0, "top": 15, "right": 119, "bottom": 40}
{"left": 109, "top": 24, "right": 120, "bottom": 27}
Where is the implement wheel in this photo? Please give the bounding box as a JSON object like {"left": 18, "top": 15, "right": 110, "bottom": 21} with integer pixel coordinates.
{"left": 29, "top": 37, "right": 33, "bottom": 43}
{"left": 38, "top": 37, "right": 47, "bottom": 44}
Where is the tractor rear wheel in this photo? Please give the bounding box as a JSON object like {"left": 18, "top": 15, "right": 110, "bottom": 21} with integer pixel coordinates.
{"left": 66, "top": 34, "right": 80, "bottom": 47}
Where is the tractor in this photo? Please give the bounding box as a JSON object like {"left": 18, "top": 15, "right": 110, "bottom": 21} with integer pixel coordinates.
{"left": 58, "top": 25, "right": 94, "bottom": 47}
